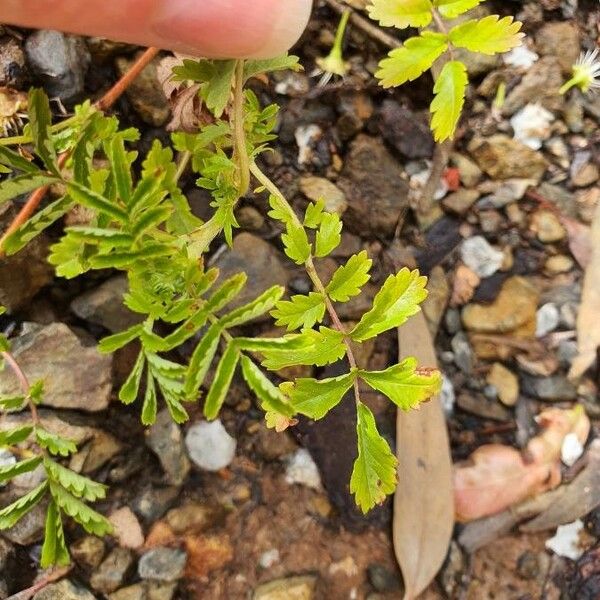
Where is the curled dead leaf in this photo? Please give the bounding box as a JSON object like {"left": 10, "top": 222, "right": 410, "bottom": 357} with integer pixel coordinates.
{"left": 451, "top": 264, "right": 480, "bottom": 307}
{"left": 157, "top": 55, "right": 208, "bottom": 133}
{"left": 454, "top": 406, "right": 590, "bottom": 522}
{"left": 570, "top": 202, "right": 600, "bottom": 379}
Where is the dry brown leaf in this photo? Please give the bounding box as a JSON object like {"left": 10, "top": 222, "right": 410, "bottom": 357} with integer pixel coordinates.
{"left": 521, "top": 439, "right": 600, "bottom": 533}
{"left": 450, "top": 264, "right": 480, "bottom": 307}
{"left": 396, "top": 311, "right": 454, "bottom": 600}
{"left": 561, "top": 216, "right": 592, "bottom": 269}
{"left": 454, "top": 406, "right": 590, "bottom": 522}
{"left": 570, "top": 202, "right": 600, "bottom": 378}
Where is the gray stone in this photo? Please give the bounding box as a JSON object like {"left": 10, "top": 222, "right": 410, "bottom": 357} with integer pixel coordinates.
{"left": 109, "top": 585, "right": 146, "bottom": 600}
{"left": 0, "top": 36, "right": 27, "bottom": 87}
{"left": 115, "top": 53, "right": 170, "bottom": 126}
{"left": 535, "top": 21, "right": 580, "bottom": 74}
{"left": 0, "top": 323, "right": 112, "bottom": 411}
{"left": 377, "top": 101, "right": 434, "bottom": 159}
{"left": 503, "top": 57, "right": 564, "bottom": 116}
{"left": 450, "top": 153, "right": 483, "bottom": 188}
{"left": 90, "top": 548, "right": 135, "bottom": 594}
{"left": 461, "top": 236, "right": 504, "bottom": 278}
{"left": 133, "top": 486, "right": 179, "bottom": 521}
{"left": 522, "top": 376, "right": 578, "bottom": 401}
{"left": 213, "top": 233, "right": 290, "bottom": 313}
{"left": 253, "top": 576, "right": 317, "bottom": 600}
{"left": 0, "top": 203, "right": 53, "bottom": 312}
{"left": 367, "top": 564, "right": 402, "bottom": 593}
{"left": 146, "top": 410, "right": 190, "bottom": 486}
{"left": 138, "top": 547, "right": 187, "bottom": 582}
{"left": 468, "top": 135, "right": 547, "bottom": 182}
{"left": 3, "top": 498, "right": 46, "bottom": 545}
{"left": 451, "top": 332, "right": 474, "bottom": 375}
{"left": 25, "top": 30, "right": 90, "bottom": 103}
{"left": 33, "top": 580, "right": 95, "bottom": 600}
{"left": 70, "top": 535, "right": 106, "bottom": 569}
{"left": 443, "top": 189, "right": 480, "bottom": 215}
{"left": 338, "top": 135, "right": 409, "bottom": 236}
{"left": 71, "top": 276, "right": 142, "bottom": 333}
{"left": 185, "top": 420, "right": 236, "bottom": 472}
{"left": 299, "top": 176, "right": 348, "bottom": 215}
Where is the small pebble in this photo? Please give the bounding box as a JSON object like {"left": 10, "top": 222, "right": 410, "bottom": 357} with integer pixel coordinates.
{"left": 285, "top": 449, "right": 322, "bottom": 491}
{"left": 460, "top": 236, "right": 504, "bottom": 278}
{"left": 185, "top": 420, "right": 237, "bottom": 472}
{"left": 536, "top": 303, "right": 560, "bottom": 337}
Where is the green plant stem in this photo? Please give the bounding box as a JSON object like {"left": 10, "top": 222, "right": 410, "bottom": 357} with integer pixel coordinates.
{"left": 431, "top": 8, "right": 454, "bottom": 59}
{"left": 233, "top": 60, "right": 250, "bottom": 197}
{"left": 250, "top": 161, "right": 361, "bottom": 407}
{"left": 175, "top": 151, "right": 192, "bottom": 182}
{"left": 1, "top": 350, "right": 39, "bottom": 426}
{"left": 332, "top": 10, "right": 351, "bottom": 61}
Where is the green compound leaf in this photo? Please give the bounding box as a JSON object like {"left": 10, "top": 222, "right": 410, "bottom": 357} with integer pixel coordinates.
{"left": 304, "top": 200, "right": 325, "bottom": 229}
{"left": 206, "top": 273, "right": 247, "bottom": 313}
{"left": 326, "top": 251, "right": 373, "bottom": 303}
{"left": 359, "top": 357, "right": 442, "bottom": 410}
{"left": 260, "top": 327, "right": 346, "bottom": 370}
{"left": 0, "top": 145, "right": 39, "bottom": 174}
{"left": 105, "top": 135, "right": 134, "bottom": 205}
{"left": 2, "top": 196, "right": 73, "bottom": 256}
{"left": 267, "top": 194, "right": 296, "bottom": 227}
{"left": 368, "top": 0, "right": 433, "bottom": 29}
{"left": 0, "top": 482, "right": 48, "bottom": 530}
{"left": 204, "top": 343, "right": 240, "bottom": 420}
{"left": 430, "top": 60, "right": 468, "bottom": 143}
{"left": 0, "top": 425, "right": 33, "bottom": 447}
{"left": 315, "top": 212, "right": 342, "bottom": 258}
{"left": 449, "top": 15, "right": 524, "bottom": 55}
{"left": 434, "top": 0, "right": 481, "bottom": 18}
{"left": 98, "top": 324, "right": 143, "bottom": 353}
{"left": 285, "top": 373, "right": 356, "bottom": 420}
{"left": 141, "top": 371, "right": 158, "bottom": 426}
{"left": 0, "top": 395, "right": 26, "bottom": 411}
{"left": 0, "top": 172, "right": 60, "bottom": 205}
{"left": 271, "top": 292, "right": 326, "bottom": 332}
{"left": 376, "top": 32, "right": 448, "bottom": 89}
{"left": 185, "top": 323, "right": 223, "bottom": 398}
{"left": 221, "top": 285, "right": 285, "bottom": 328}
{"left": 44, "top": 458, "right": 108, "bottom": 502}
{"left": 351, "top": 268, "right": 428, "bottom": 341}
{"left": 281, "top": 222, "right": 311, "bottom": 265}
{"left": 119, "top": 351, "right": 145, "bottom": 405}
{"left": 28, "top": 88, "right": 58, "bottom": 174}
{"left": 0, "top": 456, "right": 42, "bottom": 484}
{"left": 50, "top": 482, "right": 112, "bottom": 537}
{"left": 41, "top": 499, "right": 70, "bottom": 568}
{"left": 35, "top": 428, "right": 78, "bottom": 457}
{"left": 243, "top": 54, "right": 301, "bottom": 81}
{"left": 66, "top": 181, "right": 128, "bottom": 223}
{"left": 240, "top": 355, "right": 295, "bottom": 418}
{"left": 350, "top": 402, "right": 397, "bottom": 513}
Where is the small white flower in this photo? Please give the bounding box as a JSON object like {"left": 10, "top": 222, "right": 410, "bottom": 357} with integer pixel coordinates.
{"left": 560, "top": 48, "right": 600, "bottom": 94}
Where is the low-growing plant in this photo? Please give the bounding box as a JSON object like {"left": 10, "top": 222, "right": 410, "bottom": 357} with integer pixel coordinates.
{"left": 369, "top": 0, "right": 524, "bottom": 141}
{"left": 0, "top": 0, "right": 522, "bottom": 567}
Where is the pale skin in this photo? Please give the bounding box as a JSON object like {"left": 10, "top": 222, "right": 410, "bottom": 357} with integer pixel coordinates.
{"left": 0, "top": 0, "right": 313, "bottom": 58}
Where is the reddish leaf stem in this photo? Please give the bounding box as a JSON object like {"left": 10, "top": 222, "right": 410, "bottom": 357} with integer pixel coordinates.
{"left": 0, "top": 46, "right": 160, "bottom": 255}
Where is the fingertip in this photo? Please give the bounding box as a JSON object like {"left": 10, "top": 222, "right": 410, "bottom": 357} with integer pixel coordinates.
{"left": 152, "top": 0, "right": 313, "bottom": 58}
{"left": 248, "top": 0, "right": 313, "bottom": 59}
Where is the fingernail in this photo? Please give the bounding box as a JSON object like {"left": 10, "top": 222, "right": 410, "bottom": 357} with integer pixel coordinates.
{"left": 249, "top": 0, "right": 313, "bottom": 59}
{"left": 153, "top": 0, "right": 311, "bottom": 58}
